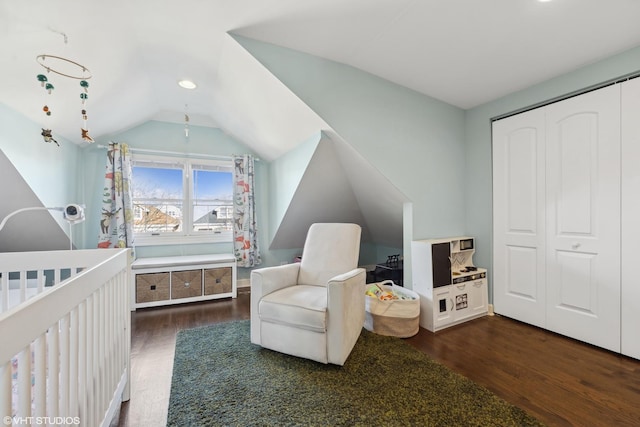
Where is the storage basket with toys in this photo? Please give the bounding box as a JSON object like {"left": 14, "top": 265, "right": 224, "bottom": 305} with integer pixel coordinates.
{"left": 364, "top": 280, "right": 420, "bottom": 338}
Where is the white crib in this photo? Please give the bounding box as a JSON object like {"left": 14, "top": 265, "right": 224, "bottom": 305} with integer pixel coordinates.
{"left": 0, "top": 248, "right": 131, "bottom": 427}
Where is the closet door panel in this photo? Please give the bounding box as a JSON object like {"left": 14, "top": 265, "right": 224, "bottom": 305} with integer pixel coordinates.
{"left": 555, "top": 114, "right": 594, "bottom": 234}
{"left": 545, "top": 85, "right": 621, "bottom": 352}
{"left": 554, "top": 251, "right": 597, "bottom": 311}
{"left": 492, "top": 108, "right": 546, "bottom": 327}
{"left": 505, "top": 246, "right": 539, "bottom": 300}
{"left": 621, "top": 78, "right": 640, "bottom": 359}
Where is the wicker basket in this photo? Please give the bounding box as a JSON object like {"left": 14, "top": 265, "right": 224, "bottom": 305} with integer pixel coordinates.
{"left": 204, "top": 267, "right": 233, "bottom": 295}
{"left": 364, "top": 281, "right": 420, "bottom": 338}
{"left": 136, "top": 272, "right": 170, "bottom": 303}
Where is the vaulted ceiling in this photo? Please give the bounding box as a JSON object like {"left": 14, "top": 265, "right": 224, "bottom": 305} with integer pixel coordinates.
{"left": 2, "top": 0, "right": 640, "bottom": 162}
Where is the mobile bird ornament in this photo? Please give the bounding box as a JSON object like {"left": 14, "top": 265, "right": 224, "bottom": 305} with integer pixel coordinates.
{"left": 41, "top": 128, "right": 59, "bottom": 146}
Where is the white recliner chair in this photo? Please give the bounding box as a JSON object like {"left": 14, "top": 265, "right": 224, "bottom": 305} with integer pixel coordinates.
{"left": 250, "top": 223, "right": 366, "bottom": 365}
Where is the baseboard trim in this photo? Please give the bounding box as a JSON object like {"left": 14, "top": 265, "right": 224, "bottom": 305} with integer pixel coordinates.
{"left": 237, "top": 278, "right": 250, "bottom": 288}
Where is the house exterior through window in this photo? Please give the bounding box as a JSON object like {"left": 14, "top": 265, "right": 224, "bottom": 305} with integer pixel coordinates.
{"left": 131, "top": 154, "right": 233, "bottom": 245}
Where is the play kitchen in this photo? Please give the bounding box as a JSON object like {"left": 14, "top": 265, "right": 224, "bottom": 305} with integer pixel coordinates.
{"left": 411, "top": 236, "right": 488, "bottom": 331}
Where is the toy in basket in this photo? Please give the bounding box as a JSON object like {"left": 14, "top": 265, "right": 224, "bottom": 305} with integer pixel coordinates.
{"left": 364, "top": 280, "right": 420, "bottom": 338}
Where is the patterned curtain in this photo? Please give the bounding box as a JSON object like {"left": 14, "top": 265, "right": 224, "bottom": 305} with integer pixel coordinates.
{"left": 97, "top": 142, "right": 135, "bottom": 249}
{"left": 232, "top": 154, "right": 261, "bottom": 267}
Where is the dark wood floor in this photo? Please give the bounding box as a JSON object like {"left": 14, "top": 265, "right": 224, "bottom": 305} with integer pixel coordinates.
{"left": 117, "top": 289, "right": 640, "bottom": 426}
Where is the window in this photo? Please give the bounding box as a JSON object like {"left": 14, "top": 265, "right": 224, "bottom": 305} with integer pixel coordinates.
{"left": 131, "top": 154, "right": 233, "bottom": 244}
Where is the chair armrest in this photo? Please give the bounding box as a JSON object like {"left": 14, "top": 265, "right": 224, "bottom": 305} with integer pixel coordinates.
{"left": 250, "top": 263, "right": 301, "bottom": 299}
{"left": 327, "top": 267, "right": 367, "bottom": 315}
{"left": 328, "top": 268, "right": 366, "bottom": 286}
{"left": 250, "top": 263, "right": 301, "bottom": 345}
{"left": 326, "top": 268, "right": 367, "bottom": 365}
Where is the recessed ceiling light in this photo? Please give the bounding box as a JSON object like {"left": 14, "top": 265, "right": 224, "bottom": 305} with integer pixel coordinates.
{"left": 178, "top": 80, "right": 197, "bottom": 89}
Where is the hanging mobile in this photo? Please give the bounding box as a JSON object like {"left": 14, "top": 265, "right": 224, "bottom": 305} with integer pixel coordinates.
{"left": 36, "top": 72, "right": 57, "bottom": 144}
{"left": 80, "top": 81, "right": 94, "bottom": 143}
{"left": 36, "top": 74, "right": 54, "bottom": 116}
{"left": 35, "top": 53, "right": 93, "bottom": 145}
{"left": 184, "top": 103, "right": 190, "bottom": 140}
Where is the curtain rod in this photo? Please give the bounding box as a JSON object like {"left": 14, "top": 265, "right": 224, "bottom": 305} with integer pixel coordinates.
{"left": 95, "top": 144, "right": 260, "bottom": 161}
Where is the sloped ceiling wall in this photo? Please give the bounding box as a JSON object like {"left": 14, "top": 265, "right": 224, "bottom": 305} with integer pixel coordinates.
{"left": 267, "top": 131, "right": 322, "bottom": 245}
{"left": 331, "top": 131, "right": 407, "bottom": 248}
{"left": 270, "top": 132, "right": 407, "bottom": 250}
{"left": 234, "top": 35, "right": 467, "bottom": 246}
{"left": 0, "top": 150, "right": 70, "bottom": 252}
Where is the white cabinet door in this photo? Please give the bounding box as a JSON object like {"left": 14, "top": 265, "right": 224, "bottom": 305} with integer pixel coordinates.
{"left": 467, "top": 279, "right": 488, "bottom": 317}
{"left": 452, "top": 279, "right": 487, "bottom": 323}
{"left": 433, "top": 286, "right": 453, "bottom": 330}
{"left": 492, "top": 108, "right": 546, "bottom": 327}
{"left": 545, "top": 85, "right": 621, "bottom": 352}
{"left": 621, "top": 78, "right": 640, "bottom": 359}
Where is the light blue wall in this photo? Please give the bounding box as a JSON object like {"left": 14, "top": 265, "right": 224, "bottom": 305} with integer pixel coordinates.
{"left": 0, "top": 102, "right": 80, "bottom": 244}
{"left": 79, "top": 120, "right": 264, "bottom": 279}
{"left": 234, "top": 36, "right": 467, "bottom": 242}
{"left": 464, "top": 46, "right": 640, "bottom": 298}
{"left": 267, "top": 131, "right": 320, "bottom": 243}
{"left": 257, "top": 131, "right": 322, "bottom": 267}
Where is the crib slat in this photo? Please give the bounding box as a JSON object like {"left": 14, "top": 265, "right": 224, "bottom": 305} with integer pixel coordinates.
{"left": 103, "top": 284, "right": 110, "bottom": 420}
{"left": 122, "top": 268, "right": 131, "bottom": 402}
{"left": 86, "top": 293, "right": 95, "bottom": 426}
{"left": 77, "top": 300, "right": 87, "bottom": 424}
{"left": 19, "top": 272, "right": 27, "bottom": 306}
{"left": 33, "top": 334, "right": 46, "bottom": 417}
{"left": 47, "top": 324, "right": 59, "bottom": 419}
{"left": 111, "top": 279, "right": 117, "bottom": 400}
{"left": 69, "top": 307, "right": 79, "bottom": 418}
{"left": 0, "top": 272, "right": 7, "bottom": 313}
{"left": 97, "top": 286, "right": 104, "bottom": 422}
{"left": 59, "top": 314, "right": 70, "bottom": 417}
{"left": 114, "top": 276, "right": 122, "bottom": 389}
{"left": 112, "top": 277, "right": 119, "bottom": 400}
{"left": 17, "top": 346, "right": 31, "bottom": 417}
{"left": 0, "top": 361, "right": 11, "bottom": 424}
{"left": 104, "top": 279, "right": 117, "bottom": 404}
{"left": 37, "top": 269, "right": 45, "bottom": 294}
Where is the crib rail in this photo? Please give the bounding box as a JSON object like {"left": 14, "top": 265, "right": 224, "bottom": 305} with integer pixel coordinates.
{"left": 0, "top": 249, "right": 121, "bottom": 314}
{"left": 0, "top": 248, "right": 131, "bottom": 427}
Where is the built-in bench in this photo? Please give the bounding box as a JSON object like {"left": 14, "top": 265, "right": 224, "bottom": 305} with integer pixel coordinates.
{"left": 131, "top": 254, "right": 237, "bottom": 310}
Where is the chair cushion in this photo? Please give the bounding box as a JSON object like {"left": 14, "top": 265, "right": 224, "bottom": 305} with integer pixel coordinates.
{"left": 298, "top": 223, "right": 361, "bottom": 287}
{"left": 259, "top": 285, "right": 327, "bottom": 333}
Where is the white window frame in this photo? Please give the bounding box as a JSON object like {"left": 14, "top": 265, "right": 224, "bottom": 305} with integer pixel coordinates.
{"left": 131, "top": 153, "right": 234, "bottom": 246}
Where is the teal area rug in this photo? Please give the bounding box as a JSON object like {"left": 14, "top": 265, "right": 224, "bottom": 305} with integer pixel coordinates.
{"left": 168, "top": 320, "right": 543, "bottom": 426}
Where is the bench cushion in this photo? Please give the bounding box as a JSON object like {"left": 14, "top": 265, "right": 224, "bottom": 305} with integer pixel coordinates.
{"left": 131, "top": 254, "right": 235, "bottom": 269}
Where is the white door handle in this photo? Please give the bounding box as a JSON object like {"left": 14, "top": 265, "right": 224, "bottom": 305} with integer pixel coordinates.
{"left": 571, "top": 242, "right": 581, "bottom": 250}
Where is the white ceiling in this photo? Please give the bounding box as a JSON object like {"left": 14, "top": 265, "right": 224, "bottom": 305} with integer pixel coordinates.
{"left": 2, "top": 0, "right": 640, "bottom": 161}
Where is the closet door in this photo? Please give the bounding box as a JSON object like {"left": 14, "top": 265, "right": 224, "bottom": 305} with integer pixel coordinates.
{"left": 545, "top": 85, "right": 621, "bottom": 352}
{"left": 492, "top": 107, "right": 546, "bottom": 327}
{"left": 621, "top": 77, "right": 640, "bottom": 359}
